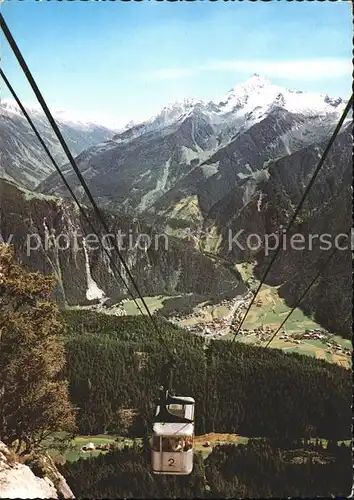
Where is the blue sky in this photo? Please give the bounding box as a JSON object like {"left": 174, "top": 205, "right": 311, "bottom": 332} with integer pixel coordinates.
{"left": 1, "top": 0, "right": 352, "bottom": 128}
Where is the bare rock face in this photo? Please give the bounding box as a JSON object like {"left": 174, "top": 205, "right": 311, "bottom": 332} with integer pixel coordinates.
{"left": 0, "top": 441, "right": 74, "bottom": 499}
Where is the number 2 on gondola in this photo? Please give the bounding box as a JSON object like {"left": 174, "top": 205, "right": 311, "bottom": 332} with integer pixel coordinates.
{"left": 168, "top": 458, "right": 175, "bottom": 466}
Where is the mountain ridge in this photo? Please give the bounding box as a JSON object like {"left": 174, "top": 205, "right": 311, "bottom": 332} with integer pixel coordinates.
{"left": 38, "top": 75, "right": 348, "bottom": 218}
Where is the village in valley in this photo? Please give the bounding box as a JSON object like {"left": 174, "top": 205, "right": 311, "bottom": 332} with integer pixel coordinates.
{"left": 166, "top": 290, "right": 351, "bottom": 366}
{"left": 175, "top": 307, "right": 351, "bottom": 359}
{"left": 69, "top": 266, "right": 351, "bottom": 368}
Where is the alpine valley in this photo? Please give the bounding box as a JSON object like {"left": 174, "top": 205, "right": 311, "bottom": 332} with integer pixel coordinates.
{"left": 0, "top": 75, "right": 352, "bottom": 338}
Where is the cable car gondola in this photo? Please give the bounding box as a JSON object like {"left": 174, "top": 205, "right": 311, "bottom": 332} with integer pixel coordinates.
{"left": 151, "top": 387, "right": 195, "bottom": 475}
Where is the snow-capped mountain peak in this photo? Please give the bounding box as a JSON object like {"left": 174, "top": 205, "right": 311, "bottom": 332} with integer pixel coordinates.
{"left": 0, "top": 98, "right": 119, "bottom": 130}
{"left": 217, "top": 74, "right": 272, "bottom": 109}
{"left": 215, "top": 74, "right": 346, "bottom": 120}
{"left": 0, "top": 98, "right": 41, "bottom": 119}
{"left": 0, "top": 98, "right": 116, "bottom": 189}
{"left": 152, "top": 97, "right": 204, "bottom": 125}
{"left": 238, "top": 73, "right": 272, "bottom": 92}
{"left": 114, "top": 97, "right": 206, "bottom": 143}
{"left": 115, "top": 75, "right": 346, "bottom": 145}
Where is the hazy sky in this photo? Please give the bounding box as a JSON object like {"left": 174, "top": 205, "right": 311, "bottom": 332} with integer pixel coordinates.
{"left": 1, "top": 0, "right": 352, "bottom": 128}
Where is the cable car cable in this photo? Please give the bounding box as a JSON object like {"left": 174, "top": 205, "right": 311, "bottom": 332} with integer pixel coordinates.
{"left": 0, "top": 68, "right": 149, "bottom": 322}
{"left": 1, "top": 14, "right": 177, "bottom": 404}
{"left": 265, "top": 230, "right": 351, "bottom": 348}
{"left": 2, "top": 13, "right": 190, "bottom": 477}
{"left": 231, "top": 94, "right": 353, "bottom": 342}
{"left": 0, "top": 13, "right": 162, "bottom": 334}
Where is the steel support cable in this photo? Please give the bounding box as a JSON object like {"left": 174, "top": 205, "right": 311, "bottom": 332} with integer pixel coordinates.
{"left": 0, "top": 13, "right": 162, "bottom": 335}
{"left": 0, "top": 68, "right": 148, "bottom": 321}
{"left": 231, "top": 94, "right": 353, "bottom": 342}
{"left": 265, "top": 230, "right": 351, "bottom": 348}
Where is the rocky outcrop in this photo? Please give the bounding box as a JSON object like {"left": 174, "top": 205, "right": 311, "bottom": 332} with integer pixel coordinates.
{"left": 0, "top": 441, "right": 74, "bottom": 499}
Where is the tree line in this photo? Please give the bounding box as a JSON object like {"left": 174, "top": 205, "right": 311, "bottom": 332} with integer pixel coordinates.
{"left": 60, "top": 439, "right": 352, "bottom": 498}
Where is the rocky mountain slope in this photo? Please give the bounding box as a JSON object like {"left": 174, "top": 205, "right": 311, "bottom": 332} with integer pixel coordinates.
{"left": 38, "top": 75, "right": 348, "bottom": 221}
{"left": 0, "top": 441, "right": 74, "bottom": 499}
{"left": 0, "top": 179, "right": 244, "bottom": 306}
{"left": 0, "top": 99, "right": 115, "bottom": 190}
{"left": 205, "top": 124, "right": 352, "bottom": 337}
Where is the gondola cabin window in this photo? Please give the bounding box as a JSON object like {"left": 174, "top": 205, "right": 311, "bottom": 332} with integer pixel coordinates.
{"left": 151, "top": 436, "right": 193, "bottom": 452}
{"left": 167, "top": 403, "right": 185, "bottom": 419}
{"left": 162, "top": 436, "right": 193, "bottom": 452}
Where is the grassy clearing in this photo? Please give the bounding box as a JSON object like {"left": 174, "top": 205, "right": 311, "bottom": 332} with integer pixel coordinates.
{"left": 47, "top": 433, "right": 249, "bottom": 463}
{"left": 241, "top": 285, "right": 318, "bottom": 332}
{"left": 179, "top": 302, "right": 230, "bottom": 326}
{"left": 47, "top": 432, "right": 351, "bottom": 464}
{"left": 219, "top": 279, "right": 351, "bottom": 369}
{"left": 235, "top": 262, "right": 254, "bottom": 282}
{"left": 194, "top": 433, "right": 249, "bottom": 459}
{"left": 73, "top": 435, "right": 117, "bottom": 446}
{"left": 122, "top": 286, "right": 351, "bottom": 369}
{"left": 330, "top": 336, "right": 352, "bottom": 349}
{"left": 203, "top": 225, "right": 223, "bottom": 254}
{"left": 230, "top": 331, "right": 351, "bottom": 369}
{"left": 123, "top": 295, "right": 169, "bottom": 315}
{"left": 17, "top": 184, "right": 58, "bottom": 202}
{"left": 234, "top": 263, "right": 318, "bottom": 333}
{"left": 46, "top": 434, "right": 144, "bottom": 462}
{"left": 165, "top": 195, "right": 204, "bottom": 228}
{"left": 211, "top": 305, "right": 229, "bottom": 319}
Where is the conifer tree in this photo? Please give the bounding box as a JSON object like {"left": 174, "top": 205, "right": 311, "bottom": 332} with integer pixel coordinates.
{"left": 0, "top": 244, "right": 76, "bottom": 454}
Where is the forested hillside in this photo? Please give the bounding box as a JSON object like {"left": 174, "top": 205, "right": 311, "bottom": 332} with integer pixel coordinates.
{"left": 62, "top": 311, "right": 351, "bottom": 440}
{"left": 0, "top": 179, "right": 243, "bottom": 306}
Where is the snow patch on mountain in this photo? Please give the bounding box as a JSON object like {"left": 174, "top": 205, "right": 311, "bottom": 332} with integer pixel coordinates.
{"left": 116, "top": 98, "right": 204, "bottom": 143}
{"left": 83, "top": 238, "right": 105, "bottom": 301}
{"left": 154, "top": 98, "right": 202, "bottom": 127}
{"left": 0, "top": 98, "right": 117, "bottom": 189}
{"left": 139, "top": 159, "right": 171, "bottom": 211}
{"left": 179, "top": 146, "right": 201, "bottom": 163}
{"left": 216, "top": 74, "right": 345, "bottom": 119}
{"left": 200, "top": 163, "right": 219, "bottom": 179}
